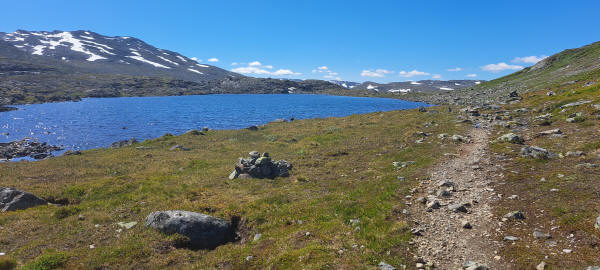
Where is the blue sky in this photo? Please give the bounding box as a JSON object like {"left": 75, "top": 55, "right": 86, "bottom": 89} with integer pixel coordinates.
{"left": 2, "top": 0, "right": 599, "bottom": 82}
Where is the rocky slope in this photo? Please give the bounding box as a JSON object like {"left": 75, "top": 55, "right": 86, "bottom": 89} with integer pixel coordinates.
{"left": 352, "top": 80, "right": 483, "bottom": 93}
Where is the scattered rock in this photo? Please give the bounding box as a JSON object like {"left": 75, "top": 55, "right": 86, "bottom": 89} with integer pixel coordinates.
{"left": 462, "top": 220, "right": 472, "bottom": 229}
{"left": 452, "top": 134, "right": 469, "bottom": 143}
{"left": 411, "top": 228, "right": 425, "bottom": 236}
{"left": 504, "top": 211, "right": 525, "bottom": 220}
{"left": 426, "top": 201, "right": 440, "bottom": 210}
{"left": 110, "top": 138, "right": 138, "bottom": 149}
{"left": 246, "top": 125, "right": 259, "bottom": 131}
{"left": 503, "top": 236, "right": 520, "bottom": 242}
{"left": 538, "top": 129, "right": 562, "bottom": 137}
{"left": 521, "top": 146, "right": 554, "bottom": 159}
{"left": 1, "top": 187, "right": 47, "bottom": 212}
{"left": 253, "top": 233, "right": 262, "bottom": 242}
{"left": 595, "top": 216, "right": 600, "bottom": 230}
{"left": 448, "top": 203, "right": 468, "bottom": 213}
{"left": 575, "top": 163, "right": 598, "bottom": 169}
{"left": 62, "top": 150, "right": 82, "bottom": 156}
{"left": 117, "top": 221, "right": 138, "bottom": 230}
{"left": 145, "top": 210, "right": 236, "bottom": 249}
{"left": 437, "top": 180, "right": 454, "bottom": 187}
{"left": 496, "top": 133, "right": 524, "bottom": 144}
{"left": 560, "top": 100, "right": 592, "bottom": 108}
{"left": 0, "top": 139, "right": 63, "bottom": 160}
{"left": 378, "top": 261, "right": 396, "bottom": 270}
{"left": 536, "top": 261, "right": 547, "bottom": 270}
{"left": 546, "top": 91, "right": 555, "bottom": 96}
{"left": 586, "top": 266, "right": 600, "bottom": 270}
{"left": 393, "top": 161, "right": 415, "bottom": 168}
{"left": 186, "top": 129, "right": 204, "bottom": 135}
{"left": 566, "top": 151, "right": 584, "bottom": 157}
{"left": 533, "top": 230, "right": 551, "bottom": 239}
{"left": 201, "top": 127, "right": 210, "bottom": 132}
{"left": 462, "top": 261, "right": 488, "bottom": 270}
{"left": 169, "top": 145, "right": 191, "bottom": 151}
{"left": 562, "top": 249, "right": 572, "bottom": 254}
{"left": 436, "top": 189, "right": 451, "bottom": 197}
{"left": 230, "top": 151, "right": 293, "bottom": 179}
{"left": 271, "top": 118, "right": 287, "bottom": 123}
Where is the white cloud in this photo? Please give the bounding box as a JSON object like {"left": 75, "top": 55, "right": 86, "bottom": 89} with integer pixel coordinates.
{"left": 207, "top": 58, "right": 219, "bottom": 62}
{"left": 447, "top": 67, "right": 462, "bottom": 72}
{"left": 481, "top": 62, "right": 523, "bottom": 72}
{"left": 466, "top": 73, "right": 477, "bottom": 77}
{"left": 432, "top": 74, "right": 442, "bottom": 79}
{"left": 231, "top": 62, "right": 238, "bottom": 66}
{"left": 360, "top": 69, "right": 394, "bottom": 78}
{"left": 231, "top": 64, "right": 300, "bottom": 76}
{"left": 398, "top": 70, "right": 430, "bottom": 78}
{"left": 191, "top": 57, "right": 201, "bottom": 62}
{"left": 272, "top": 69, "right": 301, "bottom": 76}
{"left": 314, "top": 65, "right": 341, "bottom": 80}
{"left": 512, "top": 55, "right": 547, "bottom": 64}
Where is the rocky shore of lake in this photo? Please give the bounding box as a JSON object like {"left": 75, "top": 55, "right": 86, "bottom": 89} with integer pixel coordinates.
{"left": 0, "top": 139, "right": 63, "bottom": 160}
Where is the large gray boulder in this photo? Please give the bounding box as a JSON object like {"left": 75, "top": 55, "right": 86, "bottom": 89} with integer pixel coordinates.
{"left": 145, "top": 210, "right": 235, "bottom": 249}
{"left": 1, "top": 187, "right": 47, "bottom": 212}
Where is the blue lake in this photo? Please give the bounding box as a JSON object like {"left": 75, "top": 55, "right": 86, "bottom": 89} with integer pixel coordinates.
{"left": 1, "top": 94, "right": 428, "bottom": 154}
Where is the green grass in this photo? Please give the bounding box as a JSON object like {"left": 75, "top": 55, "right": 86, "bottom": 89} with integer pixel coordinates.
{"left": 0, "top": 107, "right": 467, "bottom": 269}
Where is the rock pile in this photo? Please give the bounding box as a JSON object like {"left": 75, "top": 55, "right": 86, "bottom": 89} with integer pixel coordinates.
{"left": 229, "top": 151, "right": 292, "bottom": 179}
{"left": 1, "top": 187, "right": 47, "bottom": 212}
{"left": 0, "top": 139, "right": 62, "bottom": 160}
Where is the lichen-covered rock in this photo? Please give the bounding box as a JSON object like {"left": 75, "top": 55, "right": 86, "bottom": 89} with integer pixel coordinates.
{"left": 496, "top": 133, "right": 524, "bottom": 144}
{"left": 1, "top": 187, "right": 47, "bottom": 212}
{"left": 230, "top": 151, "right": 293, "bottom": 179}
{"left": 145, "top": 210, "right": 235, "bottom": 249}
{"left": 109, "top": 138, "right": 138, "bottom": 148}
{"left": 521, "top": 146, "right": 554, "bottom": 159}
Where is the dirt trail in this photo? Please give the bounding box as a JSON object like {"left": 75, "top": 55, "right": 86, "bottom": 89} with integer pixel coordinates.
{"left": 411, "top": 126, "right": 507, "bottom": 269}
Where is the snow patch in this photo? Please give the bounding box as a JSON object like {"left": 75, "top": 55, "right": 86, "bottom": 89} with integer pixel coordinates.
{"left": 126, "top": 54, "right": 171, "bottom": 69}
{"left": 439, "top": 87, "right": 454, "bottom": 90}
{"left": 388, "top": 89, "right": 411, "bottom": 93}
{"left": 367, "top": 84, "right": 377, "bottom": 90}
{"left": 80, "top": 35, "right": 94, "bottom": 40}
{"left": 196, "top": 64, "right": 209, "bottom": 68}
{"left": 475, "top": 81, "right": 481, "bottom": 85}
{"left": 32, "top": 45, "right": 45, "bottom": 55}
{"left": 410, "top": 81, "right": 422, "bottom": 85}
{"left": 187, "top": 68, "right": 203, "bottom": 74}
{"left": 157, "top": 55, "right": 179, "bottom": 66}
{"left": 176, "top": 55, "right": 188, "bottom": 62}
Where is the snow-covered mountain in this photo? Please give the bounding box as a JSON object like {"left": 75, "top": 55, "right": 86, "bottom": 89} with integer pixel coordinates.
{"left": 0, "top": 30, "right": 237, "bottom": 81}
{"left": 329, "top": 80, "right": 362, "bottom": 89}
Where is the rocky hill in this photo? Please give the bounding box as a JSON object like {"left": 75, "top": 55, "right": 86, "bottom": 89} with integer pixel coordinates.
{"left": 402, "top": 41, "right": 600, "bottom": 105}
{"left": 0, "top": 30, "right": 237, "bottom": 81}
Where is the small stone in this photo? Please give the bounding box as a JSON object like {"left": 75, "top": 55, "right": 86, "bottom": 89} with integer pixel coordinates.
{"left": 415, "top": 197, "right": 427, "bottom": 204}
{"left": 462, "top": 221, "right": 472, "bottom": 229}
{"left": 402, "top": 209, "right": 410, "bottom": 215}
{"left": 438, "top": 180, "right": 455, "bottom": 187}
{"left": 305, "top": 232, "right": 310, "bottom": 236}
{"left": 536, "top": 261, "right": 547, "bottom": 270}
{"left": 116, "top": 221, "right": 138, "bottom": 230}
{"left": 249, "top": 151, "right": 260, "bottom": 158}
{"left": 496, "top": 133, "right": 524, "bottom": 144}
{"left": 508, "top": 195, "right": 519, "bottom": 200}
{"left": 0, "top": 252, "right": 5, "bottom": 256}
{"left": 411, "top": 228, "right": 424, "bottom": 236}
{"left": 89, "top": 244, "right": 95, "bottom": 249}
{"left": 595, "top": 216, "right": 600, "bottom": 230}
{"left": 504, "top": 211, "right": 525, "bottom": 220}
{"left": 436, "top": 189, "right": 451, "bottom": 197}
{"left": 562, "top": 249, "right": 572, "bottom": 253}
{"left": 533, "top": 230, "right": 552, "bottom": 239}
{"left": 462, "top": 261, "right": 488, "bottom": 270}
{"left": 586, "top": 266, "right": 600, "bottom": 270}
{"left": 494, "top": 256, "right": 501, "bottom": 260}
{"left": 378, "top": 261, "right": 396, "bottom": 270}
{"left": 416, "top": 262, "right": 424, "bottom": 269}
{"left": 448, "top": 203, "right": 468, "bottom": 213}
{"left": 253, "top": 233, "right": 262, "bottom": 242}
{"left": 246, "top": 255, "right": 253, "bottom": 261}
{"left": 503, "top": 236, "right": 520, "bottom": 242}
{"left": 426, "top": 201, "right": 440, "bottom": 210}
{"left": 78, "top": 214, "right": 85, "bottom": 221}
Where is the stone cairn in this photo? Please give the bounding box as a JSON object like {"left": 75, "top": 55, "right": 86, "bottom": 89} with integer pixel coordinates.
{"left": 229, "top": 151, "right": 292, "bottom": 179}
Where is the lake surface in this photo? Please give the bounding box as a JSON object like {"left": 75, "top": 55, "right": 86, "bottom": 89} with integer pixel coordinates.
{"left": 1, "top": 94, "right": 428, "bottom": 154}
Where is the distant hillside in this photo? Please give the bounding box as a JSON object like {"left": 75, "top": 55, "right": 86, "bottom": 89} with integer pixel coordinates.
{"left": 400, "top": 41, "right": 600, "bottom": 105}
{"left": 479, "top": 41, "right": 600, "bottom": 92}
{"left": 352, "top": 80, "right": 483, "bottom": 93}
{"left": 0, "top": 30, "right": 344, "bottom": 105}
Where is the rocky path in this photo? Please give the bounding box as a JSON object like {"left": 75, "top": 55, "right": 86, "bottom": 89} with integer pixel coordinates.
{"left": 411, "top": 125, "right": 507, "bottom": 269}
